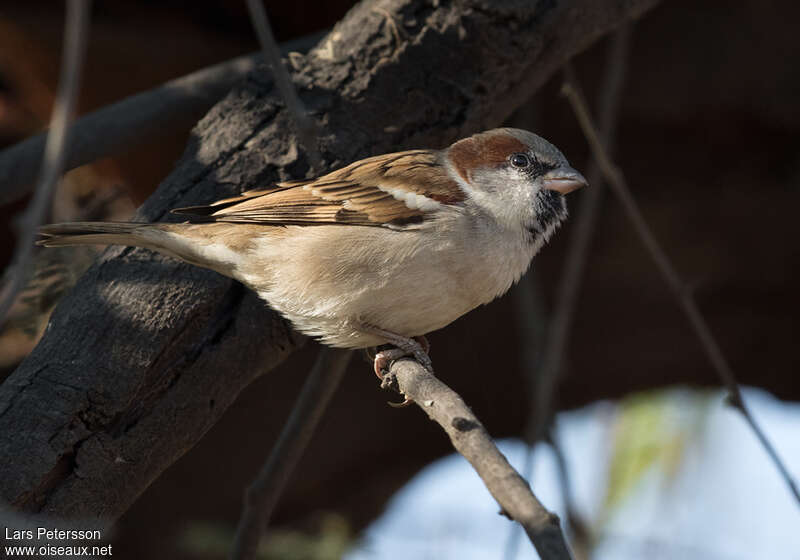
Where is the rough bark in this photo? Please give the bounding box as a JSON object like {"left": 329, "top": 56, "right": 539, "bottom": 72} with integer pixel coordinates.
{"left": 0, "top": 0, "right": 659, "bottom": 522}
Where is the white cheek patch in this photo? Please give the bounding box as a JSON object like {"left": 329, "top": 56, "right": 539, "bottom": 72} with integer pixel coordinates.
{"left": 455, "top": 166, "right": 539, "bottom": 231}
{"left": 380, "top": 186, "right": 442, "bottom": 211}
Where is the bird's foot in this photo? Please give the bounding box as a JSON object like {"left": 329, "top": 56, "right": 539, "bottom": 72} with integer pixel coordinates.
{"left": 372, "top": 337, "right": 430, "bottom": 408}
{"left": 373, "top": 347, "right": 410, "bottom": 380}
{"left": 370, "top": 334, "right": 431, "bottom": 378}
{"left": 357, "top": 323, "right": 432, "bottom": 407}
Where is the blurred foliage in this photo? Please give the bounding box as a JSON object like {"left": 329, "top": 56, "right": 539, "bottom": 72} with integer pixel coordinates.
{"left": 178, "top": 513, "right": 352, "bottom": 560}
{"left": 601, "top": 389, "right": 713, "bottom": 515}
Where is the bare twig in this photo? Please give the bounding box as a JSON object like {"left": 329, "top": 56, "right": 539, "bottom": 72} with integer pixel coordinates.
{"left": 0, "top": 33, "right": 324, "bottom": 206}
{"left": 506, "top": 28, "right": 633, "bottom": 560}
{"left": 529, "top": 26, "right": 632, "bottom": 445}
{"left": 0, "top": 0, "right": 90, "bottom": 327}
{"left": 562, "top": 68, "right": 800, "bottom": 507}
{"left": 0, "top": 56, "right": 252, "bottom": 207}
{"left": 383, "top": 359, "right": 574, "bottom": 560}
{"left": 504, "top": 275, "right": 547, "bottom": 560}
{"left": 544, "top": 425, "right": 591, "bottom": 557}
{"left": 245, "top": 0, "right": 322, "bottom": 172}
{"left": 230, "top": 347, "right": 352, "bottom": 560}
{"left": 230, "top": 9, "right": 332, "bottom": 558}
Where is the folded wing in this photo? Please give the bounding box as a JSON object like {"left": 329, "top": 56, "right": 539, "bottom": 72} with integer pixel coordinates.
{"left": 172, "top": 150, "right": 464, "bottom": 227}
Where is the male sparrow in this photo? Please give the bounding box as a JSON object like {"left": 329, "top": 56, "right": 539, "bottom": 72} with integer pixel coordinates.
{"left": 39, "top": 128, "right": 586, "bottom": 376}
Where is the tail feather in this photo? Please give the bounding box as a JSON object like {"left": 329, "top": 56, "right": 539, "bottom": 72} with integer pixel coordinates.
{"left": 38, "top": 221, "right": 242, "bottom": 279}
{"left": 38, "top": 222, "right": 158, "bottom": 248}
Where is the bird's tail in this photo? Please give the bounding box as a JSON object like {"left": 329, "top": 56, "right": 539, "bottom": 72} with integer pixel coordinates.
{"left": 37, "top": 221, "right": 239, "bottom": 278}
{"left": 38, "top": 222, "right": 172, "bottom": 251}
{"left": 39, "top": 220, "right": 263, "bottom": 284}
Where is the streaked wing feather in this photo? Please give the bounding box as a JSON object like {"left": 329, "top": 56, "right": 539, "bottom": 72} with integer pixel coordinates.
{"left": 171, "top": 149, "right": 463, "bottom": 226}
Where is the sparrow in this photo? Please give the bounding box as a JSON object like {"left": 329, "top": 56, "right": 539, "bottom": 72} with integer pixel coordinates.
{"left": 39, "top": 128, "right": 586, "bottom": 379}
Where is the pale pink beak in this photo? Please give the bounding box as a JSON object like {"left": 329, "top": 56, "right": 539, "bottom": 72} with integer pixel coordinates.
{"left": 542, "top": 167, "right": 588, "bottom": 194}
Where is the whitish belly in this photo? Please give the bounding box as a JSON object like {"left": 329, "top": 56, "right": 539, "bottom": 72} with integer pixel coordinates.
{"left": 238, "top": 224, "right": 532, "bottom": 348}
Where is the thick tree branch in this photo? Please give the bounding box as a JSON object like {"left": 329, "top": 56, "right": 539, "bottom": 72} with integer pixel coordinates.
{"left": 0, "top": 0, "right": 660, "bottom": 523}
{"left": 383, "top": 359, "right": 573, "bottom": 559}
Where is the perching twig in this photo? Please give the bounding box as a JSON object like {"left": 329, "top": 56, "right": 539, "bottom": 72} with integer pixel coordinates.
{"left": 562, "top": 67, "right": 800, "bottom": 508}
{"left": 0, "top": 33, "right": 324, "bottom": 206}
{"left": 0, "top": 0, "right": 90, "bottom": 327}
{"left": 383, "top": 359, "right": 574, "bottom": 560}
{"left": 245, "top": 0, "right": 322, "bottom": 172}
{"left": 230, "top": 347, "right": 352, "bottom": 560}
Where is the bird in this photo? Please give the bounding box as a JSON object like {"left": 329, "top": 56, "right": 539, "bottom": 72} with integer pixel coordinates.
{"left": 39, "top": 128, "right": 586, "bottom": 381}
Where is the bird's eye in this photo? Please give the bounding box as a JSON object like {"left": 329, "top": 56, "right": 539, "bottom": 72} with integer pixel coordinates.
{"left": 510, "top": 153, "right": 531, "bottom": 169}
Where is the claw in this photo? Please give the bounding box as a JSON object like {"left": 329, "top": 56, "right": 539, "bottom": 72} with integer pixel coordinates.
{"left": 357, "top": 322, "right": 433, "bottom": 407}
{"left": 387, "top": 396, "right": 414, "bottom": 408}
{"left": 373, "top": 347, "right": 409, "bottom": 379}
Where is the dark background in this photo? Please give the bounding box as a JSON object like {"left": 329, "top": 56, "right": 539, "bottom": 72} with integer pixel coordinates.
{"left": 0, "top": 1, "right": 797, "bottom": 558}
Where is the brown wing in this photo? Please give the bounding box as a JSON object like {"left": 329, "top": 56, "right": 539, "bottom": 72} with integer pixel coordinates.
{"left": 172, "top": 150, "right": 464, "bottom": 227}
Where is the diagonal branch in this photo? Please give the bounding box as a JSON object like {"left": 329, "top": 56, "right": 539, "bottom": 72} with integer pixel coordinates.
{"left": 562, "top": 68, "right": 800, "bottom": 507}
{"left": 528, "top": 26, "right": 632, "bottom": 447}
{"left": 383, "top": 359, "right": 574, "bottom": 560}
{"left": 0, "top": 33, "right": 324, "bottom": 206}
{"left": 230, "top": 10, "right": 331, "bottom": 559}
{"left": 230, "top": 347, "right": 352, "bottom": 560}
{"left": 506, "top": 29, "right": 632, "bottom": 560}
{"left": 0, "top": 55, "right": 252, "bottom": 207}
{"left": 245, "top": 0, "right": 322, "bottom": 172}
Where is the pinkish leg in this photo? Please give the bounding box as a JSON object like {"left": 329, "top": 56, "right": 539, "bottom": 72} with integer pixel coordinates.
{"left": 373, "top": 347, "right": 409, "bottom": 379}
{"left": 358, "top": 323, "right": 433, "bottom": 374}
{"left": 357, "top": 324, "right": 433, "bottom": 408}
{"left": 371, "top": 336, "right": 431, "bottom": 379}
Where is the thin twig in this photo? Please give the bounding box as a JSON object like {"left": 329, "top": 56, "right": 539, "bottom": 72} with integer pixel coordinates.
{"left": 245, "top": 0, "right": 322, "bottom": 172}
{"left": 230, "top": 347, "right": 352, "bottom": 560}
{"left": 529, "top": 26, "right": 632, "bottom": 445}
{"left": 504, "top": 272, "right": 547, "bottom": 560}
{"left": 562, "top": 67, "right": 800, "bottom": 507}
{"left": 0, "top": 33, "right": 325, "bottom": 206}
{"left": 231, "top": 10, "right": 331, "bottom": 557}
{"left": 383, "top": 359, "right": 574, "bottom": 560}
{"left": 506, "top": 27, "right": 633, "bottom": 560}
{"left": 0, "top": 0, "right": 91, "bottom": 327}
{"left": 0, "top": 57, "right": 252, "bottom": 207}
{"left": 544, "top": 425, "right": 591, "bottom": 557}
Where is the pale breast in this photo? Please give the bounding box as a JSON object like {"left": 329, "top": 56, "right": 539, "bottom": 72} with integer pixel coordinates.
{"left": 231, "top": 215, "right": 536, "bottom": 348}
